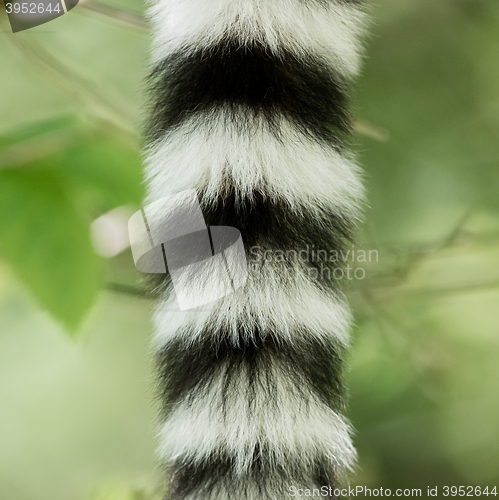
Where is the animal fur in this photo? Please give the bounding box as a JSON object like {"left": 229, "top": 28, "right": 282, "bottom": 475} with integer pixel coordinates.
{"left": 144, "top": 0, "right": 367, "bottom": 498}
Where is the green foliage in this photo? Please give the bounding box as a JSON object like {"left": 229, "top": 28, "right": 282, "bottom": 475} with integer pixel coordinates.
{"left": 55, "top": 137, "right": 144, "bottom": 214}
{"left": 0, "top": 164, "right": 101, "bottom": 330}
{"left": 1, "top": 0, "right": 499, "bottom": 499}
{"left": 0, "top": 0, "right": 148, "bottom": 331}
{"left": 0, "top": 115, "right": 143, "bottom": 330}
{"left": 89, "top": 484, "right": 159, "bottom": 500}
{"left": 358, "top": 0, "right": 499, "bottom": 244}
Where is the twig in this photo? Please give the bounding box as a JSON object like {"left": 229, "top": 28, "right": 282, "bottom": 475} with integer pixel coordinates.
{"left": 353, "top": 118, "right": 390, "bottom": 142}
{"left": 77, "top": 0, "right": 149, "bottom": 32}
{"left": 402, "top": 278, "right": 499, "bottom": 299}
{"left": 3, "top": 26, "right": 140, "bottom": 145}
{"left": 105, "top": 282, "right": 151, "bottom": 298}
{"left": 0, "top": 127, "right": 83, "bottom": 169}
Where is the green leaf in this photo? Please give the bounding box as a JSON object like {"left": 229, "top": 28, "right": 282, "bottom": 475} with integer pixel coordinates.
{"left": 1, "top": 117, "right": 144, "bottom": 217}
{"left": 0, "top": 115, "right": 78, "bottom": 149}
{"left": 0, "top": 168, "right": 102, "bottom": 331}
{"left": 55, "top": 137, "right": 145, "bottom": 214}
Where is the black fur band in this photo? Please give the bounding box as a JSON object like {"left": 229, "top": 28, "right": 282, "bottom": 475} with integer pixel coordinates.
{"left": 148, "top": 41, "right": 351, "bottom": 144}
{"left": 146, "top": 190, "right": 355, "bottom": 294}
{"left": 156, "top": 328, "right": 346, "bottom": 420}
{"left": 166, "top": 452, "right": 339, "bottom": 500}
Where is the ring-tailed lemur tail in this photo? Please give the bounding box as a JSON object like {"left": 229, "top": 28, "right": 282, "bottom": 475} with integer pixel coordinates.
{"left": 144, "top": 0, "right": 367, "bottom": 498}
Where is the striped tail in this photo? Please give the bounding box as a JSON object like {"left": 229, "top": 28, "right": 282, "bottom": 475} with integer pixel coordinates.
{"left": 144, "top": 0, "right": 367, "bottom": 498}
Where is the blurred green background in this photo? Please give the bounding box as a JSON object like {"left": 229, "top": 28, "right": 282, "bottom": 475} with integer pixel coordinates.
{"left": 0, "top": 0, "right": 498, "bottom": 499}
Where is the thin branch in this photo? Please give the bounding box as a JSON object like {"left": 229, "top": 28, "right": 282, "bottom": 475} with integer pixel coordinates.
{"left": 353, "top": 118, "right": 390, "bottom": 142}
{"left": 402, "top": 278, "right": 499, "bottom": 299}
{"left": 77, "top": 0, "right": 149, "bottom": 32}
{"left": 105, "top": 282, "right": 151, "bottom": 298}
{"left": 2, "top": 23, "right": 140, "bottom": 145}
{"left": 438, "top": 208, "right": 474, "bottom": 249}
{"left": 0, "top": 127, "right": 83, "bottom": 169}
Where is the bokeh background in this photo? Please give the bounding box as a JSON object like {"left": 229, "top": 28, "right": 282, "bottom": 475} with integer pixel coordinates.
{"left": 1, "top": 0, "right": 498, "bottom": 499}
